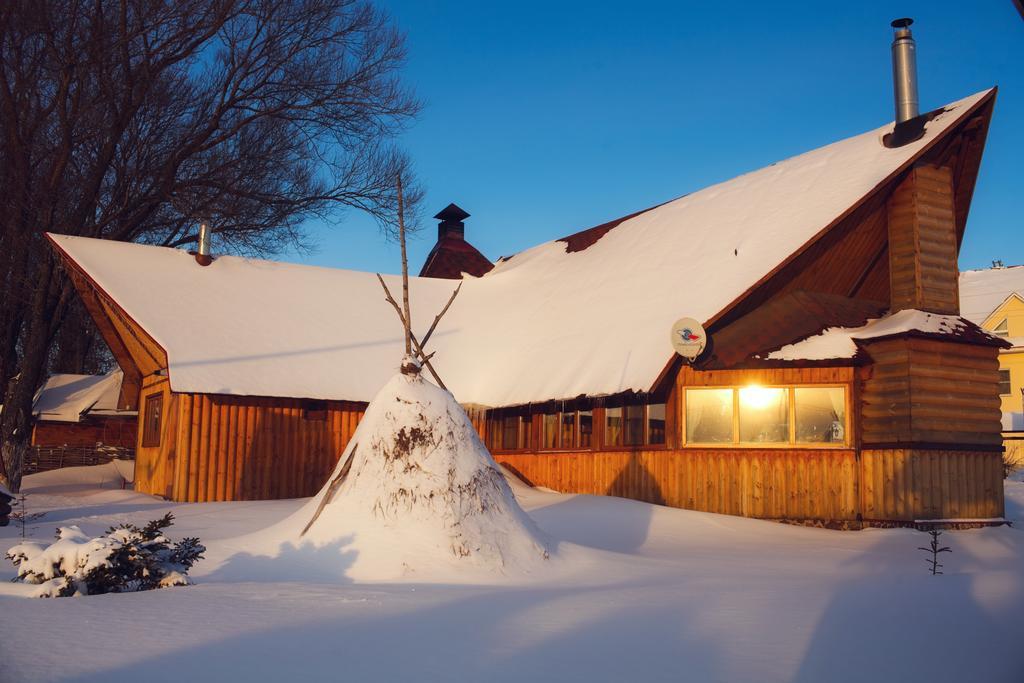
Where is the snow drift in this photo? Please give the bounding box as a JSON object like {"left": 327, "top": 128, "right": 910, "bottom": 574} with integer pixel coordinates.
{"left": 223, "top": 372, "right": 550, "bottom": 581}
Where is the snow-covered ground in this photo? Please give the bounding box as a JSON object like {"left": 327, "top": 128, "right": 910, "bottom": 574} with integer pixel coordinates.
{"left": 2, "top": 464, "right": 1023, "bottom": 683}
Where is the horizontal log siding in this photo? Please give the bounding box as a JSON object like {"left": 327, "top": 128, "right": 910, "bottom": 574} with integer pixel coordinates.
{"left": 888, "top": 164, "right": 959, "bottom": 314}
{"left": 860, "top": 336, "right": 1003, "bottom": 446}
{"left": 135, "top": 390, "right": 365, "bottom": 502}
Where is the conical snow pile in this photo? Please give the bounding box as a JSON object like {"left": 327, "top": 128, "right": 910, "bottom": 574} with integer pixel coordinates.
{"left": 263, "top": 372, "right": 549, "bottom": 579}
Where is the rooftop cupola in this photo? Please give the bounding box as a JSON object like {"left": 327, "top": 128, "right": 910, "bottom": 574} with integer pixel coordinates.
{"left": 419, "top": 202, "right": 493, "bottom": 279}
{"left": 435, "top": 203, "right": 470, "bottom": 241}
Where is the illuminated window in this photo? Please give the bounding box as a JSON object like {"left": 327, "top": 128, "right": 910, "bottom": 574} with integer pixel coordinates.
{"left": 738, "top": 386, "right": 788, "bottom": 443}
{"left": 794, "top": 387, "right": 846, "bottom": 444}
{"left": 685, "top": 385, "right": 848, "bottom": 447}
{"left": 685, "top": 388, "right": 734, "bottom": 444}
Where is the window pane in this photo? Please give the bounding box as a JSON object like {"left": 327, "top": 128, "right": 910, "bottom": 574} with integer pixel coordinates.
{"left": 541, "top": 412, "right": 558, "bottom": 449}
{"left": 623, "top": 404, "right": 644, "bottom": 446}
{"left": 795, "top": 387, "right": 846, "bottom": 444}
{"left": 999, "top": 370, "right": 1012, "bottom": 395}
{"left": 685, "top": 389, "right": 733, "bottom": 443}
{"left": 738, "top": 387, "right": 788, "bottom": 443}
{"left": 647, "top": 403, "right": 666, "bottom": 445}
{"left": 605, "top": 406, "right": 623, "bottom": 447}
{"left": 501, "top": 415, "right": 521, "bottom": 450}
{"left": 142, "top": 393, "right": 163, "bottom": 447}
{"left": 993, "top": 319, "right": 1009, "bottom": 338}
{"left": 560, "top": 412, "right": 576, "bottom": 448}
{"left": 578, "top": 410, "right": 593, "bottom": 448}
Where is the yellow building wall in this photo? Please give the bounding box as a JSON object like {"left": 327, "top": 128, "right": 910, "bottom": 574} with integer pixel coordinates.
{"left": 981, "top": 295, "right": 1024, "bottom": 414}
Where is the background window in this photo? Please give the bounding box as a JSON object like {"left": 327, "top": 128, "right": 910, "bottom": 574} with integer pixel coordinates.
{"left": 993, "top": 318, "right": 1009, "bottom": 338}
{"left": 999, "top": 369, "right": 1012, "bottom": 395}
{"left": 738, "top": 386, "right": 788, "bottom": 443}
{"left": 605, "top": 407, "right": 623, "bottom": 447}
{"left": 795, "top": 387, "right": 846, "bottom": 443}
{"left": 685, "top": 389, "right": 733, "bottom": 443}
{"left": 560, "top": 412, "right": 576, "bottom": 448}
{"left": 647, "top": 403, "right": 666, "bottom": 445}
{"left": 142, "top": 393, "right": 163, "bottom": 447}
{"left": 623, "top": 404, "right": 644, "bottom": 446}
{"left": 541, "top": 412, "right": 559, "bottom": 449}
{"left": 578, "top": 410, "right": 593, "bottom": 448}
{"left": 500, "top": 414, "right": 530, "bottom": 450}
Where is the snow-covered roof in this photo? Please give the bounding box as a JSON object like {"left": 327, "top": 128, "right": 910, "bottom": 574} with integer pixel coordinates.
{"left": 765, "top": 310, "right": 976, "bottom": 361}
{"left": 33, "top": 371, "right": 135, "bottom": 423}
{"left": 959, "top": 266, "right": 1024, "bottom": 325}
{"left": 50, "top": 89, "right": 992, "bottom": 407}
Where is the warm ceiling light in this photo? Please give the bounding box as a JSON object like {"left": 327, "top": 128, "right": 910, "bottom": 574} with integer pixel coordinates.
{"left": 739, "top": 385, "right": 780, "bottom": 410}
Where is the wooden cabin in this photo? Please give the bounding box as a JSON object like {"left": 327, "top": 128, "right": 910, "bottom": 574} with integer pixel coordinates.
{"left": 31, "top": 371, "right": 137, "bottom": 449}
{"left": 49, "top": 87, "right": 1006, "bottom": 526}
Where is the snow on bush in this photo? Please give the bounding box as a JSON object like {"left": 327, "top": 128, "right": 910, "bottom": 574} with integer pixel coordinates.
{"left": 5, "top": 513, "right": 204, "bottom": 597}
{"left": 251, "top": 371, "right": 550, "bottom": 580}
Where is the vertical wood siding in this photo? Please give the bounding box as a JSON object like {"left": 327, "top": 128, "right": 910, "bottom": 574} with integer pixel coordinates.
{"left": 134, "top": 388, "right": 365, "bottom": 502}
{"left": 496, "top": 448, "right": 1003, "bottom": 523}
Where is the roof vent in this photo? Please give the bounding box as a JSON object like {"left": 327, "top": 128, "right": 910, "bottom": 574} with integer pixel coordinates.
{"left": 434, "top": 203, "right": 469, "bottom": 241}
{"left": 195, "top": 222, "right": 213, "bottom": 266}
{"left": 884, "top": 18, "right": 926, "bottom": 148}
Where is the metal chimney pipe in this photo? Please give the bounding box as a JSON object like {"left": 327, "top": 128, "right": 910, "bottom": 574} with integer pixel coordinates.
{"left": 890, "top": 18, "right": 919, "bottom": 124}
{"left": 195, "top": 222, "right": 213, "bottom": 266}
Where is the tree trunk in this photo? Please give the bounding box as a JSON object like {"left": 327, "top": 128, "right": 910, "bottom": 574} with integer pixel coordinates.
{"left": 0, "top": 255, "right": 67, "bottom": 492}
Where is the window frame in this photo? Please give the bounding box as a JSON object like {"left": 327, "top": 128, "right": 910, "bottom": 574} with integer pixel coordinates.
{"left": 486, "top": 396, "right": 668, "bottom": 454}
{"left": 998, "top": 369, "right": 1012, "bottom": 396}
{"left": 992, "top": 318, "right": 1009, "bottom": 338}
{"left": 682, "top": 384, "right": 851, "bottom": 449}
{"left": 141, "top": 392, "right": 164, "bottom": 448}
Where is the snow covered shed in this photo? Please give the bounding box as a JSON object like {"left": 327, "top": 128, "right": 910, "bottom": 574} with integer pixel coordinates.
{"left": 31, "top": 371, "right": 137, "bottom": 449}
{"left": 49, "top": 88, "right": 1006, "bottom": 525}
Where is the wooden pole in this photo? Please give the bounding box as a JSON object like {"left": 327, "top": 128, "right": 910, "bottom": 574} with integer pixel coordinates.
{"left": 376, "top": 274, "right": 449, "bottom": 391}
{"left": 397, "top": 174, "right": 412, "bottom": 357}
{"left": 420, "top": 281, "right": 462, "bottom": 349}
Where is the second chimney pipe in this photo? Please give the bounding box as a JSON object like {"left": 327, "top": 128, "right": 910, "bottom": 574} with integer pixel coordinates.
{"left": 891, "top": 18, "right": 919, "bottom": 124}
{"left": 195, "top": 222, "right": 212, "bottom": 266}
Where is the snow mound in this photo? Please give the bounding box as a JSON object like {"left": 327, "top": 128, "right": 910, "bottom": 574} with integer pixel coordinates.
{"left": 225, "top": 373, "right": 550, "bottom": 581}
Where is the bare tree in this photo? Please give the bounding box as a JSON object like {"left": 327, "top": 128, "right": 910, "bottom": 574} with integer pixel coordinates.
{"left": 0, "top": 0, "right": 421, "bottom": 491}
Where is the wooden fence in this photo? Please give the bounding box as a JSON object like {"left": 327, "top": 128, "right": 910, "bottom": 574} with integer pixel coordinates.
{"left": 24, "top": 445, "right": 135, "bottom": 475}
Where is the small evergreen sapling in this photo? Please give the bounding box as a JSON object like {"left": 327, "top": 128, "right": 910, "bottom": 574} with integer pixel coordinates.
{"left": 918, "top": 529, "right": 951, "bottom": 575}
{"left": 10, "top": 492, "right": 45, "bottom": 539}
{"left": 6, "top": 512, "right": 205, "bottom": 597}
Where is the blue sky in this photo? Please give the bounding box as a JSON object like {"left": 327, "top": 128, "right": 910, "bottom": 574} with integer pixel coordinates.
{"left": 284, "top": 0, "right": 1023, "bottom": 274}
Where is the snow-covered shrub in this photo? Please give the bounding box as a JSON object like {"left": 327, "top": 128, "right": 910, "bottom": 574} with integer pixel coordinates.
{"left": 5, "top": 513, "right": 204, "bottom": 597}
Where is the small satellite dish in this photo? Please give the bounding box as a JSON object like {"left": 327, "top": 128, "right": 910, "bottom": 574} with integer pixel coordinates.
{"left": 670, "top": 317, "right": 707, "bottom": 360}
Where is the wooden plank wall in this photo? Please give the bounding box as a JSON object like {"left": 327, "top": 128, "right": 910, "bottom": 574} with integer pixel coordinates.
{"left": 497, "top": 449, "right": 860, "bottom": 521}
{"left": 887, "top": 164, "right": 959, "bottom": 314}
{"left": 860, "top": 336, "right": 1003, "bottom": 446}
{"left": 496, "top": 448, "right": 1003, "bottom": 523}
{"left": 133, "top": 383, "right": 366, "bottom": 501}
{"left": 860, "top": 449, "right": 1003, "bottom": 521}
